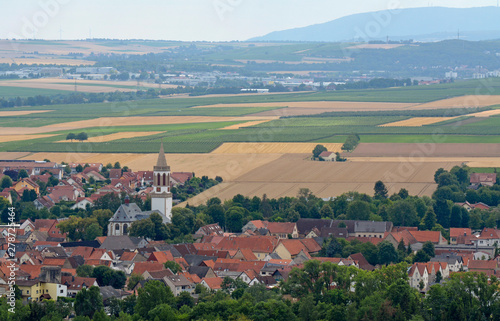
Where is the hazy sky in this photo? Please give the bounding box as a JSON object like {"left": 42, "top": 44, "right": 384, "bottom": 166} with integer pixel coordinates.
{"left": 2, "top": 0, "right": 498, "bottom": 41}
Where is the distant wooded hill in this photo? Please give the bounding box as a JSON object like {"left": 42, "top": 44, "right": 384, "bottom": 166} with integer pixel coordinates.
{"left": 250, "top": 7, "right": 500, "bottom": 42}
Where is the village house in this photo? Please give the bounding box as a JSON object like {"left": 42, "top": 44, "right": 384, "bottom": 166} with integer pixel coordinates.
{"left": 318, "top": 151, "right": 336, "bottom": 161}
{"left": 408, "top": 263, "right": 429, "bottom": 290}
{"left": 470, "top": 173, "right": 497, "bottom": 187}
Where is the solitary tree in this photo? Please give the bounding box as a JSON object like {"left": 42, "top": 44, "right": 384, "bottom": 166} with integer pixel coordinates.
{"left": 312, "top": 144, "right": 327, "bottom": 159}
{"left": 76, "top": 132, "right": 88, "bottom": 141}
{"left": 66, "top": 133, "right": 76, "bottom": 142}
{"left": 374, "top": 180, "right": 388, "bottom": 199}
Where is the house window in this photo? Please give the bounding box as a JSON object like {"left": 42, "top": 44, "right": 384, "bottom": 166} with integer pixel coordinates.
{"left": 60, "top": 290, "right": 64, "bottom": 294}
{"left": 115, "top": 224, "right": 120, "bottom": 231}
{"left": 123, "top": 224, "right": 128, "bottom": 234}
{"left": 27, "top": 290, "right": 29, "bottom": 294}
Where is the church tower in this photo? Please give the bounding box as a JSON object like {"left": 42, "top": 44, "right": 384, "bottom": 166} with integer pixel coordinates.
{"left": 151, "top": 143, "right": 173, "bottom": 222}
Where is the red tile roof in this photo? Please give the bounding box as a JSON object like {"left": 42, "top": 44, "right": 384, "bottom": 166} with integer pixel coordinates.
{"left": 409, "top": 231, "right": 443, "bottom": 243}
{"left": 267, "top": 222, "right": 296, "bottom": 234}
{"left": 202, "top": 277, "right": 223, "bottom": 289}
{"left": 450, "top": 228, "right": 472, "bottom": 238}
{"left": 215, "top": 236, "right": 278, "bottom": 253}
{"left": 133, "top": 262, "right": 165, "bottom": 275}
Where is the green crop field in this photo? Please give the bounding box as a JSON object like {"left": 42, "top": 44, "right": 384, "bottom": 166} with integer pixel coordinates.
{"left": 2, "top": 79, "right": 500, "bottom": 153}
{"left": 0, "top": 87, "right": 70, "bottom": 98}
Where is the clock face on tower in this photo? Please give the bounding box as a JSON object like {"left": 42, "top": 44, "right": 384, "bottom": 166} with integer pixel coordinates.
{"left": 156, "top": 187, "right": 161, "bottom": 192}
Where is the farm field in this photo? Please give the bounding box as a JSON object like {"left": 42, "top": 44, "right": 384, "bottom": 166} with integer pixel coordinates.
{"left": 181, "top": 153, "right": 461, "bottom": 205}
{"left": 0, "top": 78, "right": 174, "bottom": 93}
{"left": 57, "top": 132, "right": 164, "bottom": 143}
{"left": 0, "top": 135, "right": 57, "bottom": 143}
{"left": 195, "top": 101, "right": 418, "bottom": 110}
{"left": 346, "top": 143, "right": 500, "bottom": 157}
{"left": 0, "top": 116, "right": 278, "bottom": 135}
{"left": 0, "top": 110, "right": 53, "bottom": 116}
{"left": 0, "top": 57, "right": 94, "bottom": 65}
{"left": 411, "top": 95, "right": 500, "bottom": 109}
{"left": 219, "top": 120, "right": 273, "bottom": 130}
{"left": 380, "top": 117, "right": 458, "bottom": 127}
{"left": 16, "top": 152, "right": 282, "bottom": 181}
{"left": 211, "top": 143, "right": 343, "bottom": 154}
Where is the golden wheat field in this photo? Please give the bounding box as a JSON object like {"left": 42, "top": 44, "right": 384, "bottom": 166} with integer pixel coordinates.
{"left": 0, "top": 135, "right": 57, "bottom": 143}
{"left": 0, "top": 116, "right": 279, "bottom": 135}
{"left": 468, "top": 109, "right": 500, "bottom": 117}
{"left": 412, "top": 95, "right": 500, "bottom": 109}
{"left": 219, "top": 120, "right": 273, "bottom": 130}
{"left": 19, "top": 152, "right": 282, "bottom": 181}
{"left": 57, "top": 131, "right": 164, "bottom": 143}
{"left": 179, "top": 154, "right": 461, "bottom": 206}
{"left": 380, "top": 117, "right": 458, "bottom": 127}
{"left": 211, "top": 143, "right": 343, "bottom": 154}
{"left": 0, "top": 110, "right": 53, "bottom": 116}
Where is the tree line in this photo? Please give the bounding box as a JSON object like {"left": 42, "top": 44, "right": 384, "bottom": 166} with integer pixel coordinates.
{"left": 2, "top": 262, "right": 498, "bottom": 320}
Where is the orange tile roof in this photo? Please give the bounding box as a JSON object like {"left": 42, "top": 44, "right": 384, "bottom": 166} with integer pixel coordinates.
{"left": 202, "top": 277, "right": 223, "bottom": 289}
{"left": 193, "top": 243, "right": 216, "bottom": 251}
{"left": 468, "top": 260, "right": 498, "bottom": 270}
{"left": 70, "top": 247, "right": 95, "bottom": 259}
{"left": 235, "top": 248, "right": 258, "bottom": 261}
{"left": 180, "top": 271, "right": 201, "bottom": 284}
{"left": 450, "top": 228, "right": 472, "bottom": 238}
{"left": 216, "top": 236, "right": 278, "bottom": 253}
{"left": 278, "top": 239, "right": 309, "bottom": 256}
{"left": 202, "top": 260, "right": 215, "bottom": 269}
{"left": 267, "top": 259, "right": 292, "bottom": 266}
{"left": 147, "top": 251, "right": 174, "bottom": 264}
{"left": 409, "top": 231, "right": 442, "bottom": 243}
{"left": 267, "top": 222, "right": 296, "bottom": 234}
{"left": 96, "top": 236, "right": 107, "bottom": 244}
{"left": 120, "top": 252, "right": 137, "bottom": 261}
{"left": 19, "top": 264, "right": 43, "bottom": 279}
{"left": 299, "top": 238, "right": 322, "bottom": 252}
{"left": 133, "top": 262, "right": 165, "bottom": 275}
{"left": 43, "top": 258, "right": 66, "bottom": 266}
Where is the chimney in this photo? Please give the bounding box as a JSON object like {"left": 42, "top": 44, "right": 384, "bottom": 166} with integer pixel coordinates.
{"left": 124, "top": 195, "right": 130, "bottom": 205}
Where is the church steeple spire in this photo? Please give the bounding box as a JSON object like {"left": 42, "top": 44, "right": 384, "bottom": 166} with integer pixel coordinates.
{"left": 154, "top": 142, "right": 170, "bottom": 171}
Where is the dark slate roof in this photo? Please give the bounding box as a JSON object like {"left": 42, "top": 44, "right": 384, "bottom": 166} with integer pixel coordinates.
{"left": 46, "top": 237, "right": 66, "bottom": 243}
{"left": 100, "top": 236, "right": 147, "bottom": 250}
{"left": 99, "top": 285, "right": 130, "bottom": 300}
{"left": 154, "top": 244, "right": 182, "bottom": 257}
{"left": 184, "top": 254, "right": 217, "bottom": 267}
{"left": 320, "top": 227, "right": 349, "bottom": 239}
{"left": 354, "top": 221, "right": 392, "bottom": 233}
{"left": 296, "top": 219, "right": 333, "bottom": 235}
{"left": 109, "top": 202, "right": 169, "bottom": 224}
{"left": 173, "top": 243, "right": 197, "bottom": 256}
{"left": 61, "top": 240, "right": 101, "bottom": 248}
{"left": 188, "top": 266, "right": 212, "bottom": 278}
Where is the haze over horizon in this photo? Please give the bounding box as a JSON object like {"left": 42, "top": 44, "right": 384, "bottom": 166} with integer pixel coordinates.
{"left": 1, "top": 0, "right": 498, "bottom": 42}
